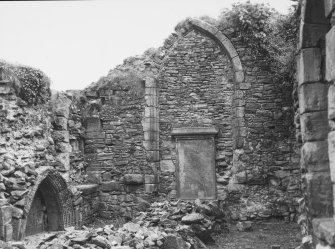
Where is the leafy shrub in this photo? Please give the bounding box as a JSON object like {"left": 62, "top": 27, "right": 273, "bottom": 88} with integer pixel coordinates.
{"left": 0, "top": 60, "right": 51, "bottom": 105}
{"left": 89, "top": 69, "right": 145, "bottom": 97}
{"left": 218, "top": 2, "right": 276, "bottom": 59}
{"left": 217, "top": 1, "right": 299, "bottom": 85}
{"left": 173, "top": 1, "right": 299, "bottom": 87}
{"left": 14, "top": 66, "right": 51, "bottom": 105}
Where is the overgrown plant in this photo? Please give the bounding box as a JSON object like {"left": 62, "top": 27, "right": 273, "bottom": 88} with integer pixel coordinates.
{"left": 218, "top": 2, "right": 276, "bottom": 60}
{"left": 90, "top": 69, "right": 145, "bottom": 97}
{"left": 0, "top": 61, "right": 51, "bottom": 105}
{"left": 14, "top": 66, "right": 51, "bottom": 105}
{"left": 174, "top": 1, "right": 299, "bottom": 87}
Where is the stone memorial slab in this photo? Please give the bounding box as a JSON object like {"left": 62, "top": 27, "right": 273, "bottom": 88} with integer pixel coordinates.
{"left": 172, "top": 127, "right": 217, "bottom": 200}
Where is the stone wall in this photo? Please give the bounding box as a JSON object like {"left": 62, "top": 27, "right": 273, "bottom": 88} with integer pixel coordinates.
{"left": 79, "top": 78, "right": 157, "bottom": 219}
{"left": 0, "top": 15, "right": 308, "bottom": 242}
{"left": 157, "top": 19, "right": 300, "bottom": 221}
{"left": 297, "top": 0, "right": 335, "bottom": 248}
{"left": 0, "top": 71, "right": 98, "bottom": 241}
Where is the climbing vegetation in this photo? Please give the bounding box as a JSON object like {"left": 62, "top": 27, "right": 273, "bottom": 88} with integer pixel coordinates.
{"left": 89, "top": 69, "right": 145, "bottom": 97}
{"left": 174, "top": 0, "right": 300, "bottom": 86}
{"left": 0, "top": 61, "right": 51, "bottom": 105}
{"left": 14, "top": 66, "right": 51, "bottom": 105}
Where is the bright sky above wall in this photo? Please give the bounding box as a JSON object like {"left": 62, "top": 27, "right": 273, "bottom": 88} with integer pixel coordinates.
{"left": 0, "top": 0, "right": 293, "bottom": 91}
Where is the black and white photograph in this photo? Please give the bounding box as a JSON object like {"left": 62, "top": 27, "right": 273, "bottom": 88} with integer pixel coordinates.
{"left": 0, "top": 0, "right": 334, "bottom": 248}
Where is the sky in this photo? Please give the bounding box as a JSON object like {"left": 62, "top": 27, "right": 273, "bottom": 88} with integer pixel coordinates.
{"left": 0, "top": 0, "right": 293, "bottom": 91}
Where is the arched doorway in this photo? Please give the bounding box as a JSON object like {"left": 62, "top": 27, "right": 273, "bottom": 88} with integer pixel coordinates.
{"left": 12, "top": 167, "right": 74, "bottom": 240}
{"left": 25, "top": 176, "right": 64, "bottom": 236}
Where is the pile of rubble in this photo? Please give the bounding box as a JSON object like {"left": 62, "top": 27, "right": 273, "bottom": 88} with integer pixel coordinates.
{"left": 3, "top": 199, "right": 226, "bottom": 249}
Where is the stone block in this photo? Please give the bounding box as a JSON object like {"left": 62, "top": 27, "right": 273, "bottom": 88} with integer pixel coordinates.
{"left": 300, "top": 111, "right": 328, "bottom": 142}
{"left": 304, "top": 172, "right": 333, "bottom": 217}
{"left": 235, "top": 71, "right": 245, "bottom": 83}
{"left": 213, "top": 31, "right": 238, "bottom": 58}
{"left": 124, "top": 184, "right": 143, "bottom": 193}
{"left": 86, "top": 171, "right": 102, "bottom": 184}
{"left": 0, "top": 206, "right": 12, "bottom": 226}
{"left": 53, "top": 116, "right": 68, "bottom": 130}
{"left": 232, "top": 56, "right": 243, "bottom": 72}
{"left": 299, "top": 22, "right": 329, "bottom": 48}
{"left": 144, "top": 131, "right": 159, "bottom": 141}
{"left": 85, "top": 131, "right": 105, "bottom": 139}
{"left": 148, "top": 162, "right": 160, "bottom": 173}
{"left": 4, "top": 224, "right": 12, "bottom": 242}
{"left": 239, "top": 83, "right": 251, "bottom": 90}
{"left": 301, "top": 0, "right": 329, "bottom": 24}
{"left": 301, "top": 141, "right": 329, "bottom": 172}
{"left": 144, "top": 107, "right": 159, "bottom": 118}
{"left": 329, "top": 84, "right": 335, "bottom": 120}
{"left": 298, "top": 82, "right": 328, "bottom": 114}
{"left": 297, "top": 48, "right": 322, "bottom": 85}
{"left": 76, "top": 184, "right": 99, "bottom": 195}
{"left": 313, "top": 218, "right": 335, "bottom": 246}
{"left": 96, "top": 153, "right": 114, "bottom": 161}
{"left": 326, "top": 27, "right": 335, "bottom": 82}
{"left": 145, "top": 174, "right": 159, "bottom": 184}
{"left": 145, "top": 95, "right": 158, "bottom": 107}
{"left": 146, "top": 150, "right": 160, "bottom": 162}
{"left": 53, "top": 131, "right": 70, "bottom": 143}
{"left": 52, "top": 94, "right": 72, "bottom": 118}
{"left": 328, "top": 131, "right": 335, "bottom": 182}
{"left": 143, "top": 141, "right": 159, "bottom": 150}
{"left": 163, "top": 235, "right": 189, "bottom": 249}
{"left": 55, "top": 153, "right": 70, "bottom": 171}
{"left": 324, "top": 0, "right": 335, "bottom": 18}
{"left": 101, "top": 181, "right": 123, "bottom": 192}
{"left": 142, "top": 118, "right": 159, "bottom": 132}
{"left": 190, "top": 18, "right": 219, "bottom": 37}
{"left": 160, "top": 160, "right": 175, "bottom": 172}
{"left": 145, "top": 77, "right": 157, "bottom": 88}
{"left": 145, "top": 184, "right": 158, "bottom": 193}
{"left": 145, "top": 87, "right": 157, "bottom": 96}
{"left": 84, "top": 117, "right": 101, "bottom": 132}
{"left": 123, "top": 174, "right": 144, "bottom": 185}
{"left": 236, "top": 107, "right": 244, "bottom": 118}
{"left": 57, "top": 142, "right": 72, "bottom": 153}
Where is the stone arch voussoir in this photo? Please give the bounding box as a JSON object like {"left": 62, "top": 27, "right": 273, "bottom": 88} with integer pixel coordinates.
{"left": 188, "top": 18, "right": 246, "bottom": 149}
{"left": 14, "top": 166, "right": 74, "bottom": 240}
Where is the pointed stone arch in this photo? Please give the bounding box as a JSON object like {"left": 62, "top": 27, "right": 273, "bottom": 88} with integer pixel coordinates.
{"left": 188, "top": 18, "right": 246, "bottom": 149}
{"left": 157, "top": 18, "right": 248, "bottom": 199}
{"left": 12, "top": 166, "right": 74, "bottom": 240}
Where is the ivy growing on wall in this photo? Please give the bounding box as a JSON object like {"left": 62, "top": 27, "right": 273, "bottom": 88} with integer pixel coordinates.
{"left": 0, "top": 61, "right": 51, "bottom": 105}
{"left": 174, "top": 0, "right": 299, "bottom": 87}
{"left": 13, "top": 66, "right": 51, "bottom": 105}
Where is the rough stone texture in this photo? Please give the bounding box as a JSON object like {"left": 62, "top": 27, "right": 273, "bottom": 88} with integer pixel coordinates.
{"left": 304, "top": 172, "right": 333, "bottom": 217}
{"left": 158, "top": 24, "right": 298, "bottom": 220}
{"left": 176, "top": 137, "right": 216, "bottom": 199}
{"left": 297, "top": 48, "right": 322, "bottom": 85}
{"left": 300, "top": 111, "right": 328, "bottom": 142}
{"left": 326, "top": 26, "right": 335, "bottom": 82}
{"left": 298, "top": 82, "right": 328, "bottom": 114}
{"left": 0, "top": 17, "right": 305, "bottom": 243}
{"left": 324, "top": 0, "right": 335, "bottom": 18}
{"left": 297, "top": 1, "right": 335, "bottom": 245}
{"left": 313, "top": 218, "right": 335, "bottom": 246}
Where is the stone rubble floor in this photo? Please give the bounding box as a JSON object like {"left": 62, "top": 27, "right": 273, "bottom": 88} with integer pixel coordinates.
{"left": 20, "top": 220, "right": 301, "bottom": 249}
{"left": 18, "top": 200, "right": 302, "bottom": 249}
{"left": 208, "top": 219, "right": 301, "bottom": 249}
